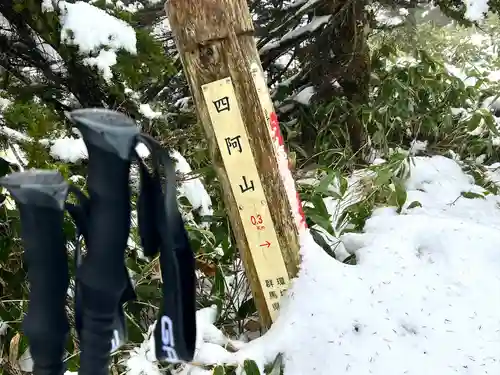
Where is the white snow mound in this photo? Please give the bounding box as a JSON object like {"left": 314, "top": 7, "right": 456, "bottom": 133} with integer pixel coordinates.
{"left": 226, "top": 155, "right": 500, "bottom": 375}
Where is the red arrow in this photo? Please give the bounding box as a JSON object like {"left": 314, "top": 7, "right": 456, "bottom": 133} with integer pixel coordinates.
{"left": 260, "top": 241, "right": 271, "bottom": 248}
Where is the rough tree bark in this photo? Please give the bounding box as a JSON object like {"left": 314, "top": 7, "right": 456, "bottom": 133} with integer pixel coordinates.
{"left": 166, "top": 0, "right": 301, "bottom": 328}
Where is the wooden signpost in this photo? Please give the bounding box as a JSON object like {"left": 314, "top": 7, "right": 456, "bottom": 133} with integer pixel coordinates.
{"left": 166, "top": 0, "right": 305, "bottom": 327}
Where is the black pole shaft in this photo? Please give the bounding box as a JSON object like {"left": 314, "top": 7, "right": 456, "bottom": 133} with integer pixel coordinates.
{"left": 76, "top": 145, "right": 131, "bottom": 375}
{"left": 19, "top": 205, "right": 69, "bottom": 375}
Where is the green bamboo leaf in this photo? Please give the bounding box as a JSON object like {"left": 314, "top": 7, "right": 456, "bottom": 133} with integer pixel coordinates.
{"left": 244, "top": 360, "right": 261, "bottom": 375}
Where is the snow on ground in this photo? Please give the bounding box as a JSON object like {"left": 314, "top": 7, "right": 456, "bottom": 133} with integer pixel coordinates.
{"left": 232, "top": 155, "right": 500, "bottom": 375}
{"left": 131, "top": 154, "right": 500, "bottom": 375}
{"left": 127, "top": 306, "right": 245, "bottom": 375}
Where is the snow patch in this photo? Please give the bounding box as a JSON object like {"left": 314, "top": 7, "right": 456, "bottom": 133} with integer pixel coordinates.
{"left": 409, "top": 139, "right": 428, "bottom": 155}
{"left": 54, "top": 1, "right": 137, "bottom": 81}
{"left": 463, "top": 0, "right": 489, "bottom": 21}
{"left": 223, "top": 155, "right": 500, "bottom": 374}
{"left": 293, "top": 86, "right": 315, "bottom": 105}
{"left": 126, "top": 306, "right": 243, "bottom": 375}
{"left": 49, "top": 137, "right": 87, "bottom": 163}
{"left": 41, "top": 0, "right": 55, "bottom": 13}
{"left": 139, "top": 104, "right": 162, "bottom": 119}
{"left": 83, "top": 50, "right": 117, "bottom": 82}
{"left": 170, "top": 150, "right": 213, "bottom": 223}
{"left": 281, "top": 15, "right": 332, "bottom": 44}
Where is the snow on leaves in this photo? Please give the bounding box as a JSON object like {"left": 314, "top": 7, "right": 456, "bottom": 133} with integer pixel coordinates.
{"left": 43, "top": 1, "right": 137, "bottom": 82}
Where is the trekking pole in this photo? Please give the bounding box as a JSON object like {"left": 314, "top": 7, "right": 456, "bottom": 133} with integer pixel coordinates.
{"left": 0, "top": 108, "right": 197, "bottom": 375}
{"left": 68, "top": 108, "right": 197, "bottom": 364}
{"left": 0, "top": 170, "right": 70, "bottom": 375}
{"left": 65, "top": 108, "right": 139, "bottom": 375}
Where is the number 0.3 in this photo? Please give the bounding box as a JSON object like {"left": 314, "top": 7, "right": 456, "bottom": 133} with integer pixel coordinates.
{"left": 250, "top": 214, "right": 263, "bottom": 226}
